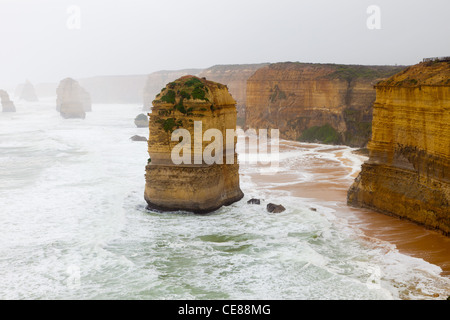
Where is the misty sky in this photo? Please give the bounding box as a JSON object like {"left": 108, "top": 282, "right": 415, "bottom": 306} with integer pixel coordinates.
{"left": 0, "top": 0, "right": 449, "bottom": 89}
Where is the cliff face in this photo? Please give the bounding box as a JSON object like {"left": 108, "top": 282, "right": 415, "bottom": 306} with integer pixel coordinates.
{"left": 348, "top": 60, "right": 450, "bottom": 235}
{"left": 145, "top": 76, "right": 244, "bottom": 213}
{"left": 56, "top": 78, "right": 91, "bottom": 119}
{"left": 246, "top": 62, "right": 404, "bottom": 147}
{"left": 0, "top": 90, "right": 16, "bottom": 112}
{"left": 199, "top": 64, "right": 268, "bottom": 120}
{"left": 142, "top": 69, "right": 203, "bottom": 111}
{"left": 79, "top": 75, "right": 147, "bottom": 104}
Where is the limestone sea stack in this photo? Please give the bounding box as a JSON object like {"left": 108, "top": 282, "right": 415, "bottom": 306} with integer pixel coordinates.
{"left": 19, "top": 81, "right": 38, "bottom": 102}
{"left": 145, "top": 76, "right": 244, "bottom": 213}
{"left": 348, "top": 58, "right": 450, "bottom": 235}
{"left": 56, "top": 78, "right": 92, "bottom": 119}
{"left": 0, "top": 90, "right": 16, "bottom": 112}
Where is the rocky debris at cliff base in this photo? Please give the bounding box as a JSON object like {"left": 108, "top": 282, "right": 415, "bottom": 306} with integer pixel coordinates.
{"left": 56, "top": 78, "right": 91, "bottom": 119}
{"left": 134, "top": 113, "right": 148, "bottom": 128}
{"left": 267, "top": 203, "right": 286, "bottom": 213}
{"left": 130, "top": 135, "right": 147, "bottom": 142}
{"left": 247, "top": 198, "right": 261, "bottom": 205}
{"left": 0, "top": 90, "right": 16, "bottom": 112}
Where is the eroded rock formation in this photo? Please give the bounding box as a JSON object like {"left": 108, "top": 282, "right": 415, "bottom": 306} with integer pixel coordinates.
{"left": 0, "top": 90, "right": 16, "bottom": 112}
{"left": 56, "top": 78, "right": 91, "bottom": 119}
{"left": 134, "top": 113, "right": 148, "bottom": 128}
{"left": 245, "top": 62, "right": 404, "bottom": 147}
{"left": 18, "top": 81, "right": 38, "bottom": 102}
{"left": 145, "top": 76, "right": 244, "bottom": 213}
{"left": 348, "top": 59, "right": 450, "bottom": 235}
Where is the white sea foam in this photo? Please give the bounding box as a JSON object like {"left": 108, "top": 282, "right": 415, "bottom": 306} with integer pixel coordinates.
{"left": 0, "top": 101, "right": 448, "bottom": 300}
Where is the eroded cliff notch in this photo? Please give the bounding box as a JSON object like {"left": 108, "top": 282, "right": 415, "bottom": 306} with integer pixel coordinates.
{"left": 56, "top": 78, "right": 92, "bottom": 119}
{"left": 348, "top": 59, "right": 450, "bottom": 235}
{"left": 144, "top": 76, "right": 244, "bottom": 213}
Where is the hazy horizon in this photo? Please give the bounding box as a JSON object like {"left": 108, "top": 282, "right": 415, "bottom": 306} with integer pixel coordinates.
{"left": 1, "top": 0, "right": 449, "bottom": 90}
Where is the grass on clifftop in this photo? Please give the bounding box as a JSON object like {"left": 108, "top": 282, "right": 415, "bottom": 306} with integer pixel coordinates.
{"left": 298, "top": 124, "right": 342, "bottom": 145}
{"left": 329, "top": 65, "right": 404, "bottom": 82}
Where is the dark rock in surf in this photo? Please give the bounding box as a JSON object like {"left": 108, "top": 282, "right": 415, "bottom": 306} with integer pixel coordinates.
{"left": 247, "top": 198, "right": 261, "bottom": 205}
{"left": 130, "top": 135, "right": 147, "bottom": 142}
{"left": 267, "top": 203, "right": 286, "bottom": 213}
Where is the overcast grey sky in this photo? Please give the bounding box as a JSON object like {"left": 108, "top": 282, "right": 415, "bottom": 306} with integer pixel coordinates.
{"left": 0, "top": 0, "right": 449, "bottom": 88}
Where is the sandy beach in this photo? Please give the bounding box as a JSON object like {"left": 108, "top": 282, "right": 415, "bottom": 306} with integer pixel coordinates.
{"left": 246, "top": 141, "right": 450, "bottom": 278}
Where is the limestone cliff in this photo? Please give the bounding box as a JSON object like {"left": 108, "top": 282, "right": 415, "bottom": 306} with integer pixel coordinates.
{"left": 0, "top": 90, "right": 16, "bottom": 112}
{"left": 142, "top": 69, "right": 203, "bottom": 111}
{"left": 56, "top": 78, "right": 91, "bottom": 119}
{"left": 79, "top": 75, "right": 147, "bottom": 104}
{"left": 199, "top": 64, "right": 268, "bottom": 122}
{"left": 246, "top": 62, "right": 404, "bottom": 147}
{"left": 145, "top": 76, "right": 244, "bottom": 213}
{"left": 348, "top": 59, "right": 450, "bottom": 235}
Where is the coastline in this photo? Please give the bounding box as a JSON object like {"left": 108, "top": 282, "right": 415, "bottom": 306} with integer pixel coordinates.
{"left": 244, "top": 140, "right": 450, "bottom": 278}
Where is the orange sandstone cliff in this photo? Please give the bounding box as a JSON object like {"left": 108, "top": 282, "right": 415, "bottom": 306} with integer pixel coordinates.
{"left": 144, "top": 76, "right": 244, "bottom": 213}
{"left": 199, "top": 64, "right": 268, "bottom": 121}
{"left": 246, "top": 62, "right": 404, "bottom": 147}
{"left": 348, "top": 59, "right": 450, "bottom": 235}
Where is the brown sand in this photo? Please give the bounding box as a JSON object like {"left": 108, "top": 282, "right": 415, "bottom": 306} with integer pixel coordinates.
{"left": 246, "top": 144, "right": 450, "bottom": 277}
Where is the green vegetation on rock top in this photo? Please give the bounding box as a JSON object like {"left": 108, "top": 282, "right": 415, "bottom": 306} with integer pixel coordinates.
{"left": 157, "top": 77, "right": 210, "bottom": 104}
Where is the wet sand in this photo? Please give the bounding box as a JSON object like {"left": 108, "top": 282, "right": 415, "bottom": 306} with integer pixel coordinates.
{"left": 247, "top": 143, "right": 450, "bottom": 277}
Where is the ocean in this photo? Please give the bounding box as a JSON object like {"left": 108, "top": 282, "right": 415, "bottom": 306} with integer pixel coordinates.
{"left": 0, "top": 99, "right": 449, "bottom": 300}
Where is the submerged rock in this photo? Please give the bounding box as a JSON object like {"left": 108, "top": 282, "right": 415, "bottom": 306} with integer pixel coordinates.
{"left": 134, "top": 113, "right": 148, "bottom": 128}
{"left": 144, "top": 76, "right": 244, "bottom": 213}
{"left": 0, "top": 90, "right": 16, "bottom": 112}
{"left": 266, "top": 203, "right": 286, "bottom": 213}
{"left": 56, "top": 78, "right": 92, "bottom": 119}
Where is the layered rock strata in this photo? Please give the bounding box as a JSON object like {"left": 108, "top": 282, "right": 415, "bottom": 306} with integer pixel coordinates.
{"left": 145, "top": 76, "right": 244, "bottom": 213}
{"left": 56, "top": 78, "right": 92, "bottom": 119}
{"left": 0, "top": 90, "right": 16, "bottom": 112}
{"left": 199, "top": 64, "right": 268, "bottom": 120}
{"left": 246, "top": 62, "right": 404, "bottom": 147}
{"left": 348, "top": 59, "right": 450, "bottom": 235}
